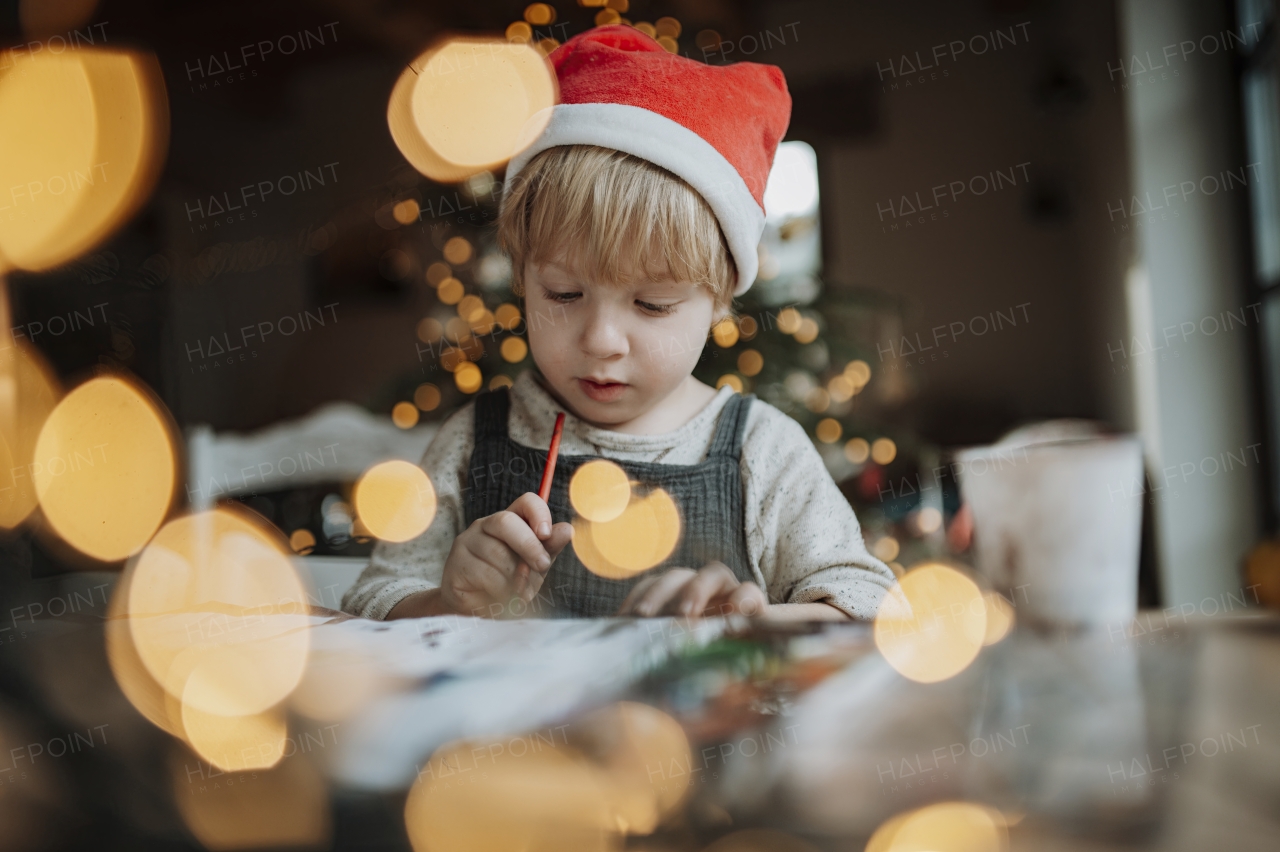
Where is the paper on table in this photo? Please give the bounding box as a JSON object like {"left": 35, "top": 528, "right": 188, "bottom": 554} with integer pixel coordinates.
{"left": 299, "top": 615, "right": 727, "bottom": 791}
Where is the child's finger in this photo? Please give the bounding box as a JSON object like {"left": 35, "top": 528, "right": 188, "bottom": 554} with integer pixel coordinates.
{"left": 506, "top": 491, "right": 555, "bottom": 540}
{"left": 674, "top": 562, "right": 739, "bottom": 617}
{"left": 541, "top": 522, "right": 574, "bottom": 563}
{"left": 481, "top": 510, "right": 553, "bottom": 574}
{"left": 725, "top": 582, "right": 768, "bottom": 616}
{"left": 616, "top": 574, "right": 663, "bottom": 615}
{"left": 627, "top": 568, "right": 698, "bottom": 617}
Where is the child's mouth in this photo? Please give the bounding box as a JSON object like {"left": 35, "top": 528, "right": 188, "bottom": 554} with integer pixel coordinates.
{"left": 578, "top": 378, "right": 627, "bottom": 402}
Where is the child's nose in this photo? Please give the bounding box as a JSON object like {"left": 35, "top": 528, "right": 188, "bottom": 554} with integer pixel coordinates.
{"left": 579, "top": 306, "right": 628, "bottom": 358}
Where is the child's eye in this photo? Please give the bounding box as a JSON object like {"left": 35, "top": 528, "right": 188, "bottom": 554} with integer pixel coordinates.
{"left": 542, "top": 288, "right": 581, "bottom": 303}
{"left": 636, "top": 300, "right": 677, "bottom": 316}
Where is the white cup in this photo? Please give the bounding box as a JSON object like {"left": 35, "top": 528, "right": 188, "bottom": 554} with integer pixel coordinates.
{"left": 955, "top": 434, "right": 1144, "bottom": 628}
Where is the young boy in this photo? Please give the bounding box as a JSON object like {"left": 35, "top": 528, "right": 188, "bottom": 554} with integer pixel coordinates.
{"left": 342, "top": 26, "right": 894, "bottom": 622}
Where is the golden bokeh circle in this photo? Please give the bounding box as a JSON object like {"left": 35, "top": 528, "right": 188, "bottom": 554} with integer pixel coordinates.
{"left": 0, "top": 339, "right": 61, "bottom": 529}
{"left": 712, "top": 318, "right": 739, "bottom": 348}
{"left": 501, "top": 336, "right": 528, "bottom": 363}
{"left": 405, "top": 739, "right": 618, "bottom": 852}
{"left": 866, "top": 801, "right": 1008, "bottom": 852}
{"left": 871, "top": 437, "right": 897, "bottom": 465}
{"left": 716, "top": 374, "right": 743, "bottom": 393}
{"left": 392, "top": 401, "right": 420, "bottom": 429}
{"left": 33, "top": 375, "right": 175, "bottom": 562}
{"left": 0, "top": 48, "right": 168, "bottom": 272}
{"left": 737, "top": 349, "right": 763, "bottom": 376}
{"left": 578, "top": 488, "right": 680, "bottom": 579}
{"left": 387, "top": 38, "right": 556, "bottom": 183}
{"left": 414, "top": 383, "right": 442, "bottom": 411}
{"left": 353, "top": 460, "right": 437, "bottom": 543}
{"left": 454, "top": 362, "right": 483, "bottom": 393}
{"left": 874, "top": 563, "right": 986, "bottom": 684}
{"left": 127, "top": 507, "right": 311, "bottom": 717}
{"left": 569, "top": 459, "right": 630, "bottom": 523}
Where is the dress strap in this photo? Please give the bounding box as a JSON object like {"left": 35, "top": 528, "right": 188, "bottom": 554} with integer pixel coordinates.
{"left": 707, "top": 393, "right": 755, "bottom": 459}
{"left": 472, "top": 387, "right": 512, "bottom": 442}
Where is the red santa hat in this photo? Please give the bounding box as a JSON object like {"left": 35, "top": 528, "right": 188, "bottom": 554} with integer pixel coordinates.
{"left": 504, "top": 25, "right": 792, "bottom": 295}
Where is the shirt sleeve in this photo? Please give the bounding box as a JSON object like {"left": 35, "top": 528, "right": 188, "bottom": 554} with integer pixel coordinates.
{"left": 740, "top": 404, "right": 897, "bottom": 619}
{"left": 340, "top": 404, "right": 475, "bottom": 620}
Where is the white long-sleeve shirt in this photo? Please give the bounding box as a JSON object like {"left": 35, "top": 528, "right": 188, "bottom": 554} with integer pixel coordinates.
{"left": 342, "top": 371, "right": 895, "bottom": 620}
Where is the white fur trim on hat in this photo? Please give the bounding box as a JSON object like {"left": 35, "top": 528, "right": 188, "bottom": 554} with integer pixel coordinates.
{"left": 505, "top": 103, "right": 763, "bottom": 295}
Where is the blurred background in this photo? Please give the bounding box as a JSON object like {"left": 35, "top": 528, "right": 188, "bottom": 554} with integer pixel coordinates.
{"left": 1, "top": 0, "right": 1278, "bottom": 847}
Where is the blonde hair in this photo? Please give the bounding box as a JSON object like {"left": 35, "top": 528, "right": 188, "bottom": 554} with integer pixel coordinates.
{"left": 497, "top": 145, "right": 736, "bottom": 306}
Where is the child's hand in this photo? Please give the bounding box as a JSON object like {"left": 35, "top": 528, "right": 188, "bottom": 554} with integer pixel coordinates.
{"left": 615, "top": 562, "right": 768, "bottom": 618}
{"left": 439, "top": 492, "right": 574, "bottom": 618}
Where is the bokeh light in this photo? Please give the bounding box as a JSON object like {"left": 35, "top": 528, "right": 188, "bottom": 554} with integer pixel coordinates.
{"left": 844, "top": 437, "right": 870, "bottom": 464}
{"left": 443, "top": 236, "right": 473, "bottom": 264}
{"left": 126, "top": 507, "right": 311, "bottom": 718}
{"left": 738, "top": 315, "right": 758, "bottom": 340}
{"left": 776, "top": 307, "right": 802, "bottom": 334}
{"left": 387, "top": 38, "right": 556, "bottom": 183}
{"left": 981, "top": 591, "right": 1015, "bottom": 646}
{"left": 712, "top": 318, "right": 739, "bottom": 347}
{"left": 33, "top": 375, "right": 176, "bottom": 562}
{"left": 105, "top": 566, "right": 186, "bottom": 739}
{"left": 506, "top": 21, "right": 533, "bottom": 42}
{"left": 871, "top": 437, "right": 897, "bottom": 465}
{"left": 524, "top": 3, "right": 556, "bottom": 25}
{"left": 353, "top": 460, "right": 437, "bottom": 543}
{"left": 392, "top": 401, "right": 420, "bottom": 429}
{"left": 655, "top": 17, "right": 682, "bottom": 38}
{"left": 170, "top": 743, "right": 331, "bottom": 851}
{"left": 437, "top": 277, "right": 464, "bottom": 304}
{"left": 865, "top": 801, "right": 1008, "bottom": 852}
{"left": 874, "top": 563, "right": 987, "bottom": 684}
{"left": 794, "top": 317, "right": 819, "bottom": 344}
{"left": 815, "top": 418, "right": 842, "bottom": 443}
{"left": 575, "top": 702, "right": 692, "bottom": 834}
{"left": 426, "top": 262, "right": 452, "bottom": 286}
{"left": 0, "top": 339, "right": 61, "bottom": 529}
{"left": 827, "top": 374, "right": 855, "bottom": 402}
{"left": 180, "top": 703, "right": 288, "bottom": 772}
{"left": 845, "top": 359, "right": 872, "bottom": 387}
{"left": 717, "top": 374, "right": 744, "bottom": 393}
{"left": 872, "top": 536, "right": 900, "bottom": 562}
{"left": 405, "top": 738, "right": 619, "bottom": 852}
{"left": 570, "top": 459, "right": 631, "bottom": 522}
{"left": 501, "top": 336, "right": 529, "bottom": 362}
{"left": 574, "top": 487, "right": 680, "bottom": 579}
{"left": 417, "top": 317, "right": 444, "bottom": 343}
{"left": 0, "top": 48, "right": 168, "bottom": 272}
{"left": 393, "top": 199, "right": 420, "bottom": 224}
{"left": 916, "top": 506, "right": 943, "bottom": 534}
{"left": 738, "top": 349, "right": 763, "bottom": 376}
{"left": 414, "top": 383, "right": 442, "bottom": 411}
{"left": 454, "top": 362, "right": 483, "bottom": 393}
{"left": 457, "top": 294, "right": 485, "bottom": 321}
{"left": 289, "top": 529, "right": 316, "bottom": 554}
{"left": 489, "top": 374, "right": 515, "bottom": 390}
{"left": 495, "top": 303, "right": 523, "bottom": 330}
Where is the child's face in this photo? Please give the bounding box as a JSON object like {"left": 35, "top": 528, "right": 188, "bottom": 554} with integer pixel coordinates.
{"left": 524, "top": 258, "right": 722, "bottom": 429}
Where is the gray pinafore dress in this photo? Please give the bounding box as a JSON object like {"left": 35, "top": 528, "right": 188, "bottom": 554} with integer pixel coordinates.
{"left": 464, "top": 387, "right": 756, "bottom": 617}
